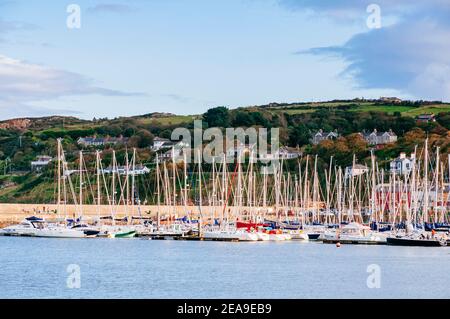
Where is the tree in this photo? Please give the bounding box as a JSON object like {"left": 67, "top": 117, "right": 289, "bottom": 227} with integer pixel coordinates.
{"left": 289, "top": 124, "right": 310, "bottom": 147}
{"left": 203, "top": 106, "right": 230, "bottom": 128}
{"left": 136, "top": 129, "right": 154, "bottom": 148}
{"left": 232, "top": 111, "right": 253, "bottom": 127}
{"left": 437, "top": 112, "right": 450, "bottom": 130}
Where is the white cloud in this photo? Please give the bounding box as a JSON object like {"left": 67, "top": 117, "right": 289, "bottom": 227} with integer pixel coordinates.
{"left": 287, "top": 0, "right": 450, "bottom": 100}
{"left": 0, "top": 55, "right": 142, "bottom": 119}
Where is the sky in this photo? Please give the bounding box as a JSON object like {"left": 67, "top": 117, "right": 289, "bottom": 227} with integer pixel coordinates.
{"left": 0, "top": 0, "right": 449, "bottom": 120}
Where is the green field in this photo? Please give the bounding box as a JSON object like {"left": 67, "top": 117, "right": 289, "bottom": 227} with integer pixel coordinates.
{"left": 266, "top": 102, "right": 450, "bottom": 117}
{"left": 137, "top": 115, "right": 199, "bottom": 126}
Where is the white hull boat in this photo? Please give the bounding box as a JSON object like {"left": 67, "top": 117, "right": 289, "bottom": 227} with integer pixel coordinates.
{"left": 285, "top": 230, "right": 309, "bottom": 241}
{"left": 0, "top": 217, "right": 87, "bottom": 238}
{"left": 100, "top": 225, "right": 137, "bottom": 238}
{"left": 202, "top": 227, "right": 259, "bottom": 241}
{"left": 322, "top": 222, "right": 387, "bottom": 245}
{"left": 255, "top": 232, "right": 270, "bottom": 241}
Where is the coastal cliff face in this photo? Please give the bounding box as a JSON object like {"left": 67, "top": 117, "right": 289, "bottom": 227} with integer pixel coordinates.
{"left": 0, "top": 118, "right": 31, "bottom": 130}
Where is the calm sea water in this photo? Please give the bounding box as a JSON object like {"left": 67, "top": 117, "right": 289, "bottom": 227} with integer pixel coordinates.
{"left": 1, "top": 237, "right": 449, "bottom": 299}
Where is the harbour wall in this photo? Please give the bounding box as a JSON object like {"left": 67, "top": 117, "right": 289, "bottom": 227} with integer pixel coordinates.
{"left": 0, "top": 203, "right": 265, "bottom": 226}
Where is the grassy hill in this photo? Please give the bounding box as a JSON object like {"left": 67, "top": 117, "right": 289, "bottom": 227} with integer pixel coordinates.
{"left": 262, "top": 100, "right": 450, "bottom": 117}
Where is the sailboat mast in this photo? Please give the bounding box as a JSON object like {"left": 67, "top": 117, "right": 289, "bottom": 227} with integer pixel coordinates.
{"left": 370, "top": 149, "right": 376, "bottom": 222}
{"left": 303, "top": 155, "right": 309, "bottom": 224}
{"left": 57, "top": 138, "right": 61, "bottom": 215}
{"left": 79, "top": 150, "right": 83, "bottom": 219}
{"left": 183, "top": 152, "right": 188, "bottom": 210}
{"left": 96, "top": 150, "right": 101, "bottom": 218}
{"left": 156, "top": 154, "right": 160, "bottom": 230}
{"left": 197, "top": 149, "right": 202, "bottom": 237}
{"left": 263, "top": 166, "right": 267, "bottom": 208}
{"left": 125, "top": 150, "right": 129, "bottom": 219}
{"left": 221, "top": 154, "right": 226, "bottom": 224}
{"left": 172, "top": 147, "right": 176, "bottom": 216}
{"left": 434, "top": 146, "right": 439, "bottom": 223}
{"left": 212, "top": 156, "right": 216, "bottom": 219}
{"left": 312, "top": 155, "right": 318, "bottom": 223}
{"left": 423, "top": 139, "right": 429, "bottom": 223}
{"left": 131, "top": 148, "right": 136, "bottom": 218}
{"left": 325, "top": 156, "right": 333, "bottom": 225}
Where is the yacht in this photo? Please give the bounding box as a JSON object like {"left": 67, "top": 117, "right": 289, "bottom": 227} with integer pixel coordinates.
{"left": 387, "top": 231, "right": 447, "bottom": 247}
{"left": 322, "top": 222, "right": 387, "bottom": 245}
{"left": 284, "top": 229, "right": 309, "bottom": 241}
{"left": 0, "top": 217, "right": 87, "bottom": 238}
{"left": 202, "top": 226, "right": 259, "bottom": 242}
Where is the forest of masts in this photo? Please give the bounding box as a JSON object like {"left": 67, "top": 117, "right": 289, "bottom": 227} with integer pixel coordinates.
{"left": 55, "top": 139, "right": 450, "bottom": 225}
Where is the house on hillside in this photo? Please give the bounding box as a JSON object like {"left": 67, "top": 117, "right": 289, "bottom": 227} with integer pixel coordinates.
{"left": 278, "top": 147, "right": 302, "bottom": 160}
{"left": 416, "top": 114, "right": 436, "bottom": 123}
{"left": 345, "top": 164, "right": 369, "bottom": 178}
{"left": 259, "top": 146, "right": 302, "bottom": 161}
{"left": 77, "top": 135, "right": 128, "bottom": 147}
{"left": 380, "top": 97, "right": 402, "bottom": 103}
{"left": 151, "top": 137, "right": 175, "bottom": 151}
{"left": 360, "top": 129, "right": 397, "bottom": 146}
{"left": 31, "top": 155, "right": 53, "bottom": 171}
{"left": 101, "top": 164, "right": 150, "bottom": 175}
{"left": 225, "top": 141, "right": 255, "bottom": 158}
{"left": 311, "top": 129, "right": 339, "bottom": 145}
{"left": 390, "top": 153, "right": 416, "bottom": 175}
{"left": 156, "top": 141, "right": 191, "bottom": 162}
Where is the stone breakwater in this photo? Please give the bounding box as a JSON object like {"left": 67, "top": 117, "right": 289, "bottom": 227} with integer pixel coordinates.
{"left": 0, "top": 203, "right": 254, "bottom": 226}
{"left": 0, "top": 203, "right": 200, "bottom": 226}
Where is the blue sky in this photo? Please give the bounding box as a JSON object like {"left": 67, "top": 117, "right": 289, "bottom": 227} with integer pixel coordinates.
{"left": 0, "top": 0, "right": 449, "bottom": 119}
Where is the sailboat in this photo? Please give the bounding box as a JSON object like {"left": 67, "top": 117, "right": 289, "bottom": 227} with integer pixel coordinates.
{"left": 386, "top": 139, "right": 448, "bottom": 247}
{"left": 386, "top": 231, "right": 447, "bottom": 246}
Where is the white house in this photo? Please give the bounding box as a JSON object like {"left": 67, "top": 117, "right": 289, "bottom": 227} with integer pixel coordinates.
{"left": 152, "top": 137, "right": 174, "bottom": 151}
{"left": 157, "top": 141, "right": 191, "bottom": 162}
{"left": 225, "top": 141, "right": 256, "bottom": 158}
{"left": 31, "top": 155, "right": 53, "bottom": 171}
{"left": 345, "top": 164, "right": 369, "bottom": 178}
{"left": 77, "top": 136, "right": 128, "bottom": 147}
{"left": 259, "top": 146, "right": 302, "bottom": 161}
{"left": 101, "top": 164, "right": 150, "bottom": 175}
{"left": 390, "top": 153, "right": 415, "bottom": 175}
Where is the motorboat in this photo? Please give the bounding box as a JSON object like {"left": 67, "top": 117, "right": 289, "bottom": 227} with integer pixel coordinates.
{"left": 100, "top": 225, "right": 137, "bottom": 238}
{"left": 202, "top": 226, "right": 259, "bottom": 242}
{"left": 284, "top": 229, "right": 309, "bottom": 241}
{"left": 70, "top": 224, "right": 101, "bottom": 237}
{"left": 0, "top": 217, "right": 87, "bottom": 238}
{"left": 322, "top": 222, "right": 387, "bottom": 245}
